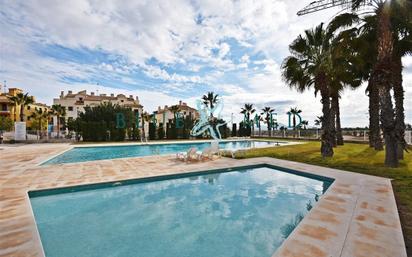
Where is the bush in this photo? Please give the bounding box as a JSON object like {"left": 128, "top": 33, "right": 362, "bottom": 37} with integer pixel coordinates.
{"left": 0, "top": 116, "right": 13, "bottom": 131}
{"left": 75, "top": 102, "right": 136, "bottom": 141}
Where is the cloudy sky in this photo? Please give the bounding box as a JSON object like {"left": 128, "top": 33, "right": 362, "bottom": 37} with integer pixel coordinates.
{"left": 1, "top": 0, "right": 411, "bottom": 127}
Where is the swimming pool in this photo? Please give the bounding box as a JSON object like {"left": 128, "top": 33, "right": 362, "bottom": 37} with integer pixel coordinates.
{"left": 29, "top": 164, "right": 332, "bottom": 257}
{"left": 42, "top": 140, "right": 285, "bottom": 165}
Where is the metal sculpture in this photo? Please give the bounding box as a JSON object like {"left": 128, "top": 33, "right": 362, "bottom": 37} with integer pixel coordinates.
{"left": 191, "top": 99, "right": 226, "bottom": 140}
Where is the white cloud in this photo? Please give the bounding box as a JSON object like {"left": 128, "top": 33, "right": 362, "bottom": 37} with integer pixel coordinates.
{"left": 0, "top": 0, "right": 411, "bottom": 128}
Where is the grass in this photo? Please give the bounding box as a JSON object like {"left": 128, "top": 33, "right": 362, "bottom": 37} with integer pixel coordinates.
{"left": 227, "top": 140, "right": 412, "bottom": 254}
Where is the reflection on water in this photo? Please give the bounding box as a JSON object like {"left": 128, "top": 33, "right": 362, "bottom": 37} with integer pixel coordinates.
{"left": 31, "top": 167, "right": 329, "bottom": 257}
{"left": 43, "top": 140, "right": 284, "bottom": 165}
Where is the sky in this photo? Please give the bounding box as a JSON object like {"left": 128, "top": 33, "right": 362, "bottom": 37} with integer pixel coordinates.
{"left": 0, "top": 0, "right": 411, "bottom": 127}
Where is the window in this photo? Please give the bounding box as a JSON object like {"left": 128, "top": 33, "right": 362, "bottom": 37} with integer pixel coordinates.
{"left": 27, "top": 106, "right": 31, "bottom": 110}
{"left": 1, "top": 104, "right": 7, "bottom": 111}
{"left": 68, "top": 106, "right": 73, "bottom": 111}
{"left": 120, "top": 100, "right": 124, "bottom": 103}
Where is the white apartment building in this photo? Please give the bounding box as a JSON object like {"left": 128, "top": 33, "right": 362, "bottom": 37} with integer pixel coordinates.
{"left": 53, "top": 90, "right": 143, "bottom": 128}
{"left": 154, "top": 100, "right": 199, "bottom": 129}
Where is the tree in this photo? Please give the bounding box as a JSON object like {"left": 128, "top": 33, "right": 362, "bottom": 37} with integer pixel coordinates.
{"left": 301, "top": 120, "right": 309, "bottom": 130}
{"left": 76, "top": 102, "right": 134, "bottom": 141}
{"left": 50, "top": 104, "right": 66, "bottom": 138}
{"left": 261, "top": 107, "right": 275, "bottom": 136}
{"left": 240, "top": 103, "right": 255, "bottom": 136}
{"left": 391, "top": 3, "right": 412, "bottom": 159}
{"left": 0, "top": 116, "right": 13, "bottom": 132}
{"left": 338, "top": 0, "right": 412, "bottom": 166}
{"left": 141, "top": 112, "right": 151, "bottom": 140}
{"left": 282, "top": 23, "right": 337, "bottom": 157}
{"left": 8, "top": 93, "right": 34, "bottom": 122}
{"left": 202, "top": 92, "right": 219, "bottom": 117}
{"left": 30, "top": 109, "right": 49, "bottom": 139}
{"left": 314, "top": 116, "right": 323, "bottom": 127}
{"left": 288, "top": 107, "right": 302, "bottom": 129}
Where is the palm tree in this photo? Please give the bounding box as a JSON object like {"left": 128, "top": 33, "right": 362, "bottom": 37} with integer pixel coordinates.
{"left": 140, "top": 112, "right": 151, "bottom": 139}
{"left": 261, "top": 107, "right": 275, "bottom": 136}
{"left": 288, "top": 107, "right": 302, "bottom": 130}
{"left": 240, "top": 104, "right": 255, "bottom": 135}
{"left": 8, "top": 93, "right": 34, "bottom": 122}
{"left": 169, "top": 105, "right": 181, "bottom": 125}
{"left": 338, "top": 0, "right": 411, "bottom": 166}
{"left": 314, "top": 116, "right": 323, "bottom": 127}
{"left": 301, "top": 120, "right": 309, "bottom": 130}
{"left": 282, "top": 23, "right": 337, "bottom": 157}
{"left": 202, "top": 92, "right": 219, "bottom": 117}
{"left": 254, "top": 114, "right": 263, "bottom": 136}
{"left": 391, "top": 4, "right": 412, "bottom": 159}
{"left": 30, "top": 109, "right": 49, "bottom": 139}
{"left": 50, "top": 104, "right": 66, "bottom": 138}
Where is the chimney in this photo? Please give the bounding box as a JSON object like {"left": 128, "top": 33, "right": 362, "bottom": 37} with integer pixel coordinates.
{"left": 110, "top": 93, "right": 114, "bottom": 97}
{"left": 158, "top": 106, "right": 161, "bottom": 111}
{"left": 179, "top": 100, "right": 182, "bottom": 105}
{"left": 91, "top": 92, "right": 95, "bottom": 96}
{"left": 129, "top": 95, "right": 133, "bottom": 99}
{"left": 68, "top": 90, "right": 72, "bottom": 94}
{"left": 60, "top": 91, "right": 64, "bottom": 98}
{"left": 100, "top": 93, "right": 106, "bottom": 97}
{"left": 164, "top": 105, "right": 168, "bottom": 109}
{"left": 135, "top": 96, "right": 139, "bottom": 101}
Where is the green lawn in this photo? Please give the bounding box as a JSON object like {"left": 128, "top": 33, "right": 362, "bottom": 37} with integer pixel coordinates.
{"left": 228, "top": 141, "right": 412, "bottom": 254}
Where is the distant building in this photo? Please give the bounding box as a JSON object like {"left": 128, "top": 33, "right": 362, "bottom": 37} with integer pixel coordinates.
{"left": 154, "top": 100, "right": 199, "bottom": 130}
{"left": 53, "top": 90, "right": 144, "bottom": 126}
{"left": 0, "top": 87, "right": 50, "bottom": 128}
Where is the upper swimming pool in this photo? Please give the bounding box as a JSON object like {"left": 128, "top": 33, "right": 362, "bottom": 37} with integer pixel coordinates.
{"left": 42, "top": 140, "right": 286, "bottom": 165}
{"left": 29, "top": 164, "right": 332, "bottom": 257}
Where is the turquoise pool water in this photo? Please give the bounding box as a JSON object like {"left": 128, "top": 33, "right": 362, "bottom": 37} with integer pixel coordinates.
{"left": 30, "top": 165, "right": 331, "bottom": 257}
{"left": 43, "top": 140, "right": 284, "bottom": 165}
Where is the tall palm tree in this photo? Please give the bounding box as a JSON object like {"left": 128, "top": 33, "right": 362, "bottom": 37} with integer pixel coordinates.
{"left": 282, "top": 23, "right": 337, "bottom": 157}
{"left": 391, "top": 3, "right": 412, "bottom": 159}
{"left": 288, "top": 107, "right": 302, "bottom": 130}
{"left": 314, "top": 116, "right": 323, "bottom": 127}
{"left": 30, "top": 108, "right": 49, "bottom": 139}
{"left": 261, "top": 107, "right": 275, "bottom": 136}
{"left": 140, "top": 112, "right": 151, "bottom": 139}
{"left": 254, "top": 114, "right": 263, "bottom": 136}
{"left": 301, "top": 120, "right": 309, "bottom": 130}
{"left": 50, "top": 104, "right": 66, "bottom": 138}
{"left": 202, "top": 92, "right": 219, "bottom": 117}
{"left": 338, "top": 0, "right": 411, "bottom": 166}
{"left": 240, "top": 103, "right": 255, "bottom": 135}
{"left": 169, "top": 105, "right": 181, "bottom": 124}
{"left": 8, "top": 93, "right": 34, "bottom": 122}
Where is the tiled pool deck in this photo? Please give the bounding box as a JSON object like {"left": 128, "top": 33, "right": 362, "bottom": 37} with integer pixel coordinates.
{"left": 0, "top": 143, "right": 407, "bottom": 257}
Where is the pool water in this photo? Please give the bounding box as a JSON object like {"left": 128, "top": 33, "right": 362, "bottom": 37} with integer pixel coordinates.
{"left": 43, "top": 140, "right": 284, "bottom": 165}
{"left": 30, "top": 165, "right": 331, "bottom": 257}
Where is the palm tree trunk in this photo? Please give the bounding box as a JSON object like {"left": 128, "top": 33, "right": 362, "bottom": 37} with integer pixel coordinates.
{"left": 392, "top": 54, "right": 405, "bottom": 160}
{"left": 333, "top": 95, "right": 344, "bottom": 145}
{"left": 318, "top": 73, "right": 334, "bottom": 157}
{"left": 20, "top": 105, "right": 24, "bottom": 122}
{"left": 57, "top": 115, "right": 60, "bottom": 138}
{"left": 330, "top": 95, "right": 337, "bottom": 147}
{"left": 373, "top": 5, "right": 398, "bottom": 167}
{"left": 368, "top": 78, "right": 383, "bottom": 150}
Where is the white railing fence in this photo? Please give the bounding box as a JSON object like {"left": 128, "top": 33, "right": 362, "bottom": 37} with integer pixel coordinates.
{"left": 252, "top": 129, "right": 412, "bottom": 145}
